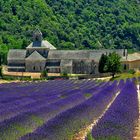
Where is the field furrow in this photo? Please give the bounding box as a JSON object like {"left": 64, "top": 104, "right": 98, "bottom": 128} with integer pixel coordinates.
{"left": 91, "top": 80, "right": 139, "bottom": 140}
{"left": 133, "top": 85, "right": 140, "bottom": 140}
{"left": 0, "top": 79, "right": 137, "bottom": 140}
{"left": 20, "top": 81, "right": 118, "bottom": 140}
{"left": 0, "top": 80, "right": 102, "bottom": 140}
{"left": 73, "top": 91, "right": 120, "bottom": 140}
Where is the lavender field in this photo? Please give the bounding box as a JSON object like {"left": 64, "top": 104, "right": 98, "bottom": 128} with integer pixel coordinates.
{"left": 0, "top": 79, "right": 139, "bottom": 140}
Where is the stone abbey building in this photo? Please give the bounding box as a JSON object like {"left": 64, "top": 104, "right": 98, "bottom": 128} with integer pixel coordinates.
{"left": 8, "top": 29, "right": 129, "bottom": 74}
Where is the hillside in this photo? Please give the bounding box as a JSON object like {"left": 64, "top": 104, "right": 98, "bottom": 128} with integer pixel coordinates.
{"left": 0, "top": 0, "right": 140, "bottom": 63}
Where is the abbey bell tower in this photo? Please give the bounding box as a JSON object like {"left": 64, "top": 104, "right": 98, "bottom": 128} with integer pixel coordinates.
{"left": 32, "top": 28, "right": 43, "bottom": 47}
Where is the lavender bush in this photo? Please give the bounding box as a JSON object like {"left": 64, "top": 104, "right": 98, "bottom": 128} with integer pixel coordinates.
{"left": 20, "top": 81, "right": 119, "bottom": 140}
{"left": 91, "top": 80, "right": 139, "bottom": 140}
{"left": 0, "top": 80, "right": 100, "bottom": 139}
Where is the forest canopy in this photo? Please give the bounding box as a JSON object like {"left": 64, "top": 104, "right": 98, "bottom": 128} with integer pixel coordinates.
{"left": 0, "top": 0, "right": 140, "bottom": 63}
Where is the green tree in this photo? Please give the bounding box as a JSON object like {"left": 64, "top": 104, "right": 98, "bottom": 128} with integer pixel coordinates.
{"left": 41, "top": 70, "right": 48, "bottom": 78}
{"left": 0, "top": 0, "right": 140, "bottom": 61}
{"left": 98, "top": 53, "right": 108, "bottom": 73}
{"left": 0, "top": 54, "right": 1, "bottom": 66}
{"left": 0, "top": 66, "right": 2, "bottom": 78}
{"left": 106, "top": 52, "right": 122, "bottom": 78}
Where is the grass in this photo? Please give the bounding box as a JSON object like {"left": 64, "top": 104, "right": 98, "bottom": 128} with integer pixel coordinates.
{"left": 96, "top": 136, "right": 122, "bottom": 140}
{"left": 84, "top": 93, "right": 92, "bottom": 99}
{"left": 87, "top": 132, "right": 94, "bottom": 140}
{"left": 0, "top": 115, "right": 44, "bottom": 140}
{"left": 87, "top": 132, "right": 122, "bottom": 140}
{"left": 110, "top": 72, "right": 140, "bottom": 81}
{"left": 60, "top": 95, "right": 67, "bottom": 99}
{"left": 31, "top": 115, "right": 44, "bottom": 126}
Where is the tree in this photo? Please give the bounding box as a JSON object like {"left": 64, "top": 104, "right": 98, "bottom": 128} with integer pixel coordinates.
{"left": 41, "top": 70, "right": 48, "bottom": 78}
{"left": 0, "top": 66, "right": 3, "bottom": 78}
{"left": 106, "top": 52, "right": 122, "bottom": 78}
{"left": 98, "top": 53, "right": 108, "bottom": 73}
{"left": 0, "top": 54, "right": 3, "bottom": 78}
{"left": 0, "top": 0, "right": 140, "bottom": 61}
{"left": 0, "top": 54, "right": 1, "bottom": 66}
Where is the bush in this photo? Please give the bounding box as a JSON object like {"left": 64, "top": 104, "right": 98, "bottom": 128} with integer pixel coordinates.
{"left": 61, "top": 71, "right": 68, "bottom": 77}
{"left": 128, "top": 69, "right": 135, "bottom": 74}
{"left": 2, "top": 75, "right": 31, "bottom": 81}
{"left": 0, "top": 66, "right": 3, "bottom": 78}
{"left": 41, "top": 70, "right": 48, "bottom": 78}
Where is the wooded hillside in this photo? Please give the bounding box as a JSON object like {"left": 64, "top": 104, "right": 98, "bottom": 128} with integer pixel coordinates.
{"left": 0, "top": 0, "right": 140, "bottom": 63}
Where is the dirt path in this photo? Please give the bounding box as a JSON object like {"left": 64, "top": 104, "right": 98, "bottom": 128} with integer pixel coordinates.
{"left": 72, "top": 91, "right": 120, "bottom": 140}
{"left": 133, "top": 85, "right": 140, "bottom": 140}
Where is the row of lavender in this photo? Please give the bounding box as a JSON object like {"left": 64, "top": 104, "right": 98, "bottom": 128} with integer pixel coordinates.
{"left": 89, "top": 79, "right": 139, "bottom": 140}
{"left": 0, "top": 79, "right": 105, "bottom": 139}
{"left": 0, "top": 79, "right": 134, "bottom": 140}
{"left": 19, "top": 80, "right": 121, "bottom": 140}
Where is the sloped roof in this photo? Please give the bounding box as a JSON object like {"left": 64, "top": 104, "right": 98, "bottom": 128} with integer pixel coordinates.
{"left": 26, "top": 51, "right": 46, "bottom": 61}
{"left": 48, "top": 50, "right": 89, "bottom": 60}
{"left": 125, "top": 53, "right": 140, "bottom": 62}
{"left": 27, "top": 40, "right": 56, "bottom": 50}
{"left": 48, "top": 49, "right": 124, "bottom": 62}
{"left": 8, "top": 49, "right": 26, "bottom": 60}
{"left": 33, "top": 28, "right": 42, "bottom": 36}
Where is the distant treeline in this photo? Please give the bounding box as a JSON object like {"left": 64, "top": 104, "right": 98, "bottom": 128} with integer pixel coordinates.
{"left": 0, "top": 0, "right": 140, "bottom": 64}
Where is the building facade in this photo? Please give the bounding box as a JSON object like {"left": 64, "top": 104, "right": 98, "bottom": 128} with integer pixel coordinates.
{"left": 7, "top": 29, "right": 128, "bottom": 74}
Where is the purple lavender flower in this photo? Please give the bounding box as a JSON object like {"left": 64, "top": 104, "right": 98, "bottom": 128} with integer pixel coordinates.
{"left": 91, "top": 80, "right": 139, "bottom": 140}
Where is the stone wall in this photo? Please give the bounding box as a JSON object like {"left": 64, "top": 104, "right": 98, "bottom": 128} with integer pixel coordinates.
{"left": 25, "top": 60, "right": 46, "bottom": 72}
{"left": 123, "top": 60, "right": 140, "bottom": 71}
{"left": 72, "top": 60, "right": 98, "bottom": 74}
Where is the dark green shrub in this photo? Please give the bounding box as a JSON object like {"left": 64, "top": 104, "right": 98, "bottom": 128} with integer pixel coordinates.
{"left": 61, "top": 71, "right": 68, "bottom": 77}
{"left": 41, "top": 70, "right": 48, "bottom": 78}
{"left": 0, "top": 66, "right": 3, "bottom": 78}
{"left": 128, "top": 69, "right": 135, "bottom": 74}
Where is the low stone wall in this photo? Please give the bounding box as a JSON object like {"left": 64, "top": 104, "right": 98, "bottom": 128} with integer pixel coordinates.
{"left": 2, "top": 65, "right": 111, "bottom": 79}
{"left": 2, "top": 65, "right": 40, "bottom": 79}
{"left": 78, "top": 73, "right": 112, "bottom": 79}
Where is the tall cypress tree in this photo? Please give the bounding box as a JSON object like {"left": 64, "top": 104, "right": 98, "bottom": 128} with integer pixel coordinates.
{"left": 0, "top": 53, "right": 3, "bottom": 78}
{"left": 0, "top": 66, "right": 2, "bottom": 78}
{"left": 98, "top": 53, "right": 108, "bottom": 73}
{"left": 0, "top": 54, "right": 1, "bottom": 66}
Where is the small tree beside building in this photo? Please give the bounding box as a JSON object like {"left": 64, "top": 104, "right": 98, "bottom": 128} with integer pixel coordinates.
{"left": 41, "top": 70, "right": 48, "bottom": 78}
{"left": 0, "top": 66, "right": 3, "bottom": 78}
{"left": 0, "top": 55, "right": 2, "bottom": 78}
{"left": 98, "top": 53, "right": 108, "bottom": 73}
{"left": 99, "top": 52, "right": 122, "bottom": 78}
{"left": 106, "top": 52, "right": 122, "bottom": 78}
